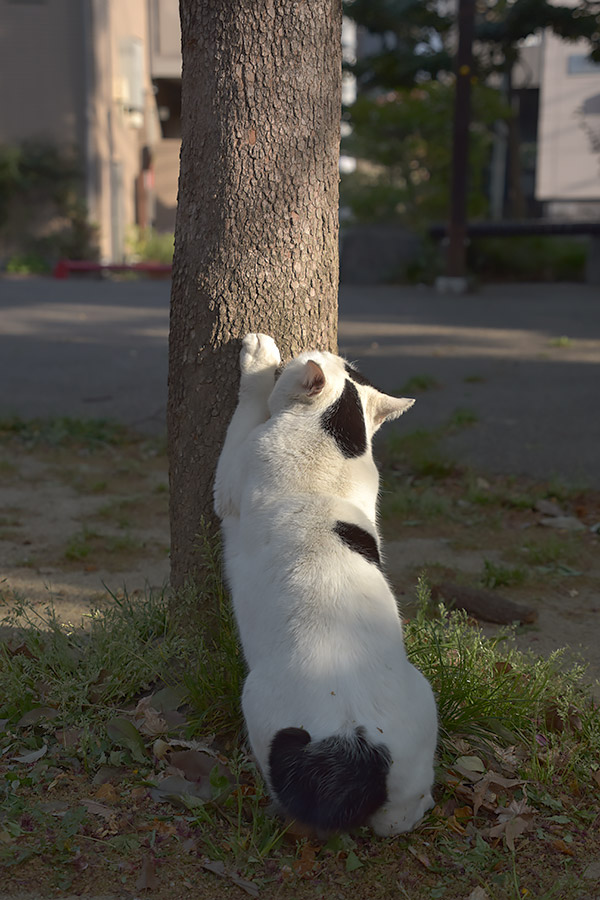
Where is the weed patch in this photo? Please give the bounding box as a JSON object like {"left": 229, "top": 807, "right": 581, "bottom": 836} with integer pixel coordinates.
{"left": 0, "top": 415, "right": 132, "bottom": 450}
{"left": 397, "top": 373, "right": 441, "bottom": 394}
{"left": 1, "top": 570, "right": 599, "bottom": 898}
{"left": 63, "top": 527, "right": 147, "bottom": 568}
{"left": 481, "top": 559, "right": 528, "bottom": 590}
{"left": 384, "top": 406, "right": 478, "bottom": 481}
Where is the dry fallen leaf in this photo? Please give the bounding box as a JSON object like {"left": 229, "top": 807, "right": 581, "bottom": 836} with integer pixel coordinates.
{"left": 551, "top": 838, "right": 574, "bottom": 856}
{"left": 466, "top": 888, "right": 490, "bottom": 900}
{"left": 11, "top": 744, "right": 48, "bottom": 764}
{"left": 94, "top": 782, "right": 118, "bottom": 803}
{"left": 17, "top": 707, "right": 60, "bottom": 726}
{"left": 201, "top": 858, "right": 259, "bottom": 897}
{"left": 453, "top": 756, "right": 487, "bottom": 779}
{"left": 490, "top": 744, "right": 520, "bottom": 774}
{"left": 80, "top": 799, "right": 114, "bottom": 820}
{"left": 134, "top": 697, "right": 169, "bottom": 736}
{"left": 138, "top": 818, "right": 177, "bottom": 837}
{"left": 92, "top": 765, "right": 124, "bottom": 786}
{"left": 153, "top": 738, "right": 170, "bottom": 760}
{"left": 54, "top": 727, "right": 83, "bottom": 749}
{"left": 149, "top": 774, "right": 212, "bottom": 806}
{"left": 6, "top": 640, "right": 36, "bottom": 659}
{"left": 136, "top": 853, "right": 159, "bottom": 891}
{"left": 489, "top": 797, "right": 535, "bottom": 851}
{"left": 408, "top": 844, "right": 432, "bottom": 869}
{"left": 582, "top": 859, "right": 600, "bottom": 880}
{"left": 473, "top": 773, "right": 524, "bottom": 817}
{"left": 293, "top": 842, "right": 319, "bottom": 876}
{"left": 167, "top": 748, "right": 230, "bottom": 782}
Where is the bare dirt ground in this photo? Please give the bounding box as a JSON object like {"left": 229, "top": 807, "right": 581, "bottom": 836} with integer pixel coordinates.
{"left": 1, "top": 425, "right": 599, "bottom": 900}
{"left": 0, "top": 433, "right": 170, "bottom": 626}
{"left": 1, "top": 427, "right": 598, "bottom": 697}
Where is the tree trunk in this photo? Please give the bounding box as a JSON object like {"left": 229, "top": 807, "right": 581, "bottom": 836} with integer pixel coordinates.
{"left": 168, "top": 0, "right": 342, "bottom": 592}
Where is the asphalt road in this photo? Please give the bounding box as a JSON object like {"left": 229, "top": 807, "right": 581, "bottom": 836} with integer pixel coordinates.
{"left": 1, "top": 276, "right": 599, "bottom": 486}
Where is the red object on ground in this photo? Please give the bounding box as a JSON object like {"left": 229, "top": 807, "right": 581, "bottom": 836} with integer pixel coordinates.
{"left": 53, "top": 259, "right": 172, "bottom": 279}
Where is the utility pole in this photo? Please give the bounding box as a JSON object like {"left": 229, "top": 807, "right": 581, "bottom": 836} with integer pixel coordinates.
{"left": 443, "top": 0, "right": 476, "bottom": 288}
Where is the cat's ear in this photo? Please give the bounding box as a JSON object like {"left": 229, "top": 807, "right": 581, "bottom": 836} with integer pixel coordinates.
{"left": 372, "top": 394, "right": 415, "bottom": 427}
{"left": 301, "top": 360, "right": 326, "bottom": 397}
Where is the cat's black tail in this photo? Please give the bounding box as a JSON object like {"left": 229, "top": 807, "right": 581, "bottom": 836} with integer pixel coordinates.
{"left": 268, "top": 726, "right": 391, "bottom": 831}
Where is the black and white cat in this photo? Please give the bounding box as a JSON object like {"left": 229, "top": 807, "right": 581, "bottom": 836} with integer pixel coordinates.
{"left": 214, "top": 333, "right": 437, "bottom": 835}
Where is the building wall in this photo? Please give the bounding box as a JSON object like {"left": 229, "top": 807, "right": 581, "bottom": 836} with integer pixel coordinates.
{"left": 154, "top": 138, "right": 180, "bottom": 232}
{"left": 148, "top": 0, "right": 182, "bottom": 235}
{"left": 87, "top": 0, "right": 160, "bottom": 259}
{"left": 148, "top": 0, "right": 181, "bottom": 79}
{"left": 0, "top": 0, "right": 86, "bottom": 149}
{"left": 0, "top": 0, "right": 161, "bottom": 261}
{"left": 536, "top": 32, "right": 600, "bottom": 203}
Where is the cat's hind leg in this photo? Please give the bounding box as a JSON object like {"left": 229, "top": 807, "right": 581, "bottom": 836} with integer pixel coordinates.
{"left": 214, "top": 334, "right": 281, "bottom": 518}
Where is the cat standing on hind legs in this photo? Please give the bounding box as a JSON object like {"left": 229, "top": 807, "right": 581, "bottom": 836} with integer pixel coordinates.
{"left": 214, "top": 333, "right": 437, "bottom": 835}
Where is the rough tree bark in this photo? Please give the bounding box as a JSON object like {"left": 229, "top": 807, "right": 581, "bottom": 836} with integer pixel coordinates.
{"left": 168, "top": 0, "right": 342, "bottom": 591}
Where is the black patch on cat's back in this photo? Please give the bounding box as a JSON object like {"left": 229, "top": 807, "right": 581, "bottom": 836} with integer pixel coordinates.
{"left": 334, "top": 521, "right": 381, "bottom": 569}
{"left": 344, "top": 362, "right": 375, "bottom": 388}
{"left": 321, "top": 379, "right": 366, "bottom": 458}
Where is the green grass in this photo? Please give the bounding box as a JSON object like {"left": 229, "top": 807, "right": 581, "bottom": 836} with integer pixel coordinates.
{"left": 481, "top": 559, "right": 528, "bottom": 589}
{"left": 397, "top": 373, "right": 441, "bottom": 394}
{"left": 386, "top": 428, "right": 457, "bottom": 480}
{"left": 5, "top": 252, "right": 51, "bottom": 275}
{"left": 0, "top": 415, "right": 132, "bottom": 450}
{"left": 0, "top": 533, "right": 241, "bottom": 739}
{"left": 380, "top": 479, "right": 453, "bottom": 523}
{"left": 95, "top": 497, "right": 138, "bottom": 529}
{"left": 447, "top": 407, "right": 479, "bottom": 429}
{"left": 0, "top": 458, "right": 18, "bottom": 476}
{"left": 2, "top": 569, "right": 596, "bottom": 779}
{"left": 0, "top": 587, "right": 192, "bottom": 728}
{"left": 384, "top": 407, "right": 478, "bottom": 482}
{"left": 406, "top": 578, "right": 585, "bottom": 749}
{"left": 1, "top": 551, "right": 599, "bottom": 896}
{"left": 524, "top": 538, "right": 575, "bottom": 568}
{"left": 63, "top": 527, "right": 143, "bottom": 561}
{"left": 126, "top": 226, "right": 174, "bottom": 264}
{"left": 182, "top": 532, "right": 246, "bottom": 741}
{"left": 64, "top": 526, "right": 99, "bottom": 560}
{"left": 549, "top": 335, "right": 573, "bottom": 348}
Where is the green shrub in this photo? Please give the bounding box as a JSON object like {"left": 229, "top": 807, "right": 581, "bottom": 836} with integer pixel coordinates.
{"left": 5, "top": 253, "right": 50, "bottom": 275}
{"left": 468, "top": 235, "right": 587, "bottom": 282}
{"left": 126, "top": 227, "right": 174, "bottom": 264}
{"left": 0, "top": 140, "right": 98, "bottom": 265}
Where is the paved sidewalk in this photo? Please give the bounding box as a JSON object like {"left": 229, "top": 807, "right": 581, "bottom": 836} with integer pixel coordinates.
{"left": 339, "top": 282, "right": 600, "bottom": 487}
{"left": 1, "top": 276, "right": 599, "bottom": 486}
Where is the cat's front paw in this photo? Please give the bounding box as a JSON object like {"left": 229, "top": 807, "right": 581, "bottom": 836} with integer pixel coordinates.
{"left": 240, "top": 333, "right": 281, "bottom": 376}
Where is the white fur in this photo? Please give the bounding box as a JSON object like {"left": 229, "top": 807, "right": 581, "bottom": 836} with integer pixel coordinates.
{"left": 214, "top": 333, "right": 437, "bottom": 835}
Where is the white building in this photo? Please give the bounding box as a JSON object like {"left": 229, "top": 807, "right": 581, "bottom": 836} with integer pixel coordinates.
{"left": 536, "top": 31, "right": 600, "bottom": 217}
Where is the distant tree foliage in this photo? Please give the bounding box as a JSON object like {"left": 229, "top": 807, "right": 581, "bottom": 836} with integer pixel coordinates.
{"left": 0, "top": 141, "right": 98, "bottom": 268}
{"left": 342, "top": 0, "right": 600, "bottom": 223}
{"left": 345, "top": 0, "right": 600, "bottom": 87}
{"left": 341, "top": 82, "right": 508, "bottom": 226}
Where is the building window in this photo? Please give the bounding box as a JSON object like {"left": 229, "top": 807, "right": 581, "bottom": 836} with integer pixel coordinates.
{"left": 567, "top": 55, "right": 600, "bottom": 76}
